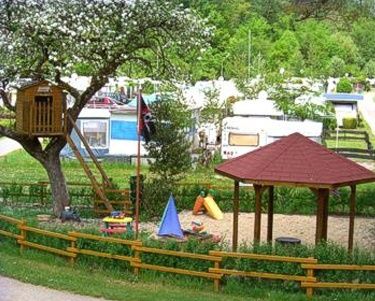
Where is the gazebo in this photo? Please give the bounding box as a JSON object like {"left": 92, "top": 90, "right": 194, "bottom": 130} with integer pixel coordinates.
{"left": 215, "top": 133, "right": 375, "bottom": 252}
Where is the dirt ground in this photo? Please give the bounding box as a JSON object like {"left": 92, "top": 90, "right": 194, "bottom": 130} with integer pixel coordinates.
{"left": 141, "top": 210, "right": 375, "bottom": 251}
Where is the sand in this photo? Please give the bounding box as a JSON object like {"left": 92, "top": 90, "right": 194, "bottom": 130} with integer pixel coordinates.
{"left": 141, "top": 210, "right": 375, "bottom": 251}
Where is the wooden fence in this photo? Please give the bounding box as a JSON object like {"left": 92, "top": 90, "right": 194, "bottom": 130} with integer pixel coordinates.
{"left": 301, "top": 263, "right": 375, "bottom": 293}
{"left": 0, "top": 214, "right": 374, "bottom": 297}
{"left": 0, "top": 181, "right": 236, "bottom": 217}
{"left": 0, "top": 181, "right": 131, "bottom": 216}
{"left": 324, "top": 129, "right": 374, "bottom": 160}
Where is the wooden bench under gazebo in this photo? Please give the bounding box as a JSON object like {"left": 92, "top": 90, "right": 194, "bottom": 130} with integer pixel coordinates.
{"left": 215, "top": 133, "right": 375, "bottom": 252}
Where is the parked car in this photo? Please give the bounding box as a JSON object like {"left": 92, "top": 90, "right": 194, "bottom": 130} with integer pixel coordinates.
{"left": 86, "top": 96, "right": 122, "bottom": 109}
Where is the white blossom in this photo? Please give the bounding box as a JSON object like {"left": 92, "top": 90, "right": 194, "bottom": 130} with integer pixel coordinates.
{"left": 0, "top": 0, "right": 211, "bottom": 81}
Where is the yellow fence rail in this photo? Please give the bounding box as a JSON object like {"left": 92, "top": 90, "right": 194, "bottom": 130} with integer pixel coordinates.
{"left": 0, "top": 214, "right": 374, "bottom": 297}
{"left": 301, "top": 263, "right": 375, "bottom": 296}
{"left": 209, "top": 250, "right": 317, "bottom": 297}
{"left": 131, "top": 245, "right": 223, "bottom": 291}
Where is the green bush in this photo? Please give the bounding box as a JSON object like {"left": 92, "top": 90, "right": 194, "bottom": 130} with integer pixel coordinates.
{"left": 342, "top": 117, "right": 358, "bottom": 129}
{"left": 336, "top": 78, "right": 353, "bottom": 93}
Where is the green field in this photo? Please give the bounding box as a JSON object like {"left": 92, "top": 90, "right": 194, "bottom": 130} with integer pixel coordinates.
{"left": 0, "top": 149, "right": 226, "bottom": 188}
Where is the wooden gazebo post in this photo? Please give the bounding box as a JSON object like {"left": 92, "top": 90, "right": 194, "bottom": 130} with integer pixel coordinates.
{"left": 253, "top": 184, "right": 263, "bottom": 244}
{"left": 322, "top": 189, "right": 330, "bottom": 241}
{"left": 348, "top": 185, "right": 357, "bottom": 252}
{"left": 315, "top": 188, "right": 329, "bottom": 244}
{"left": 267, "top": 186, "right": 274, "bottom": 243}
{"left": 233, "top": 180, "right": 240, "bottom": 251}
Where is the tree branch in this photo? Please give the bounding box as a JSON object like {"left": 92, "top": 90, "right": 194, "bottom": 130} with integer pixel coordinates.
{"left": 0, "top": 125, "right": 46, "bottom": 162}
{"left": 0, "top": 89, "right": 15, "bottom": 112}
{"left": 55, "top": 70, "right": 81, "bottom": 100}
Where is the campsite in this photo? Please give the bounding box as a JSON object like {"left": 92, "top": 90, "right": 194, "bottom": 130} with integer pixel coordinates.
{"left": 1, "top": 1, "right": 375, "bottom": 301}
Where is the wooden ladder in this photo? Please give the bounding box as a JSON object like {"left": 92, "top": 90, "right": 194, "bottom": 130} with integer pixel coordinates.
{"left": 66, "top": 115, "right": 113, "bottom": 212}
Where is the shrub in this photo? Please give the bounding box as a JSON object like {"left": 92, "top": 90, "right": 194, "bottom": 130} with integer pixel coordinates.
{"left": 336, "top": 78, "right": 353, "bottom": 93}
{"left": 342, "top": 117, "right": 357, "bottom": 129}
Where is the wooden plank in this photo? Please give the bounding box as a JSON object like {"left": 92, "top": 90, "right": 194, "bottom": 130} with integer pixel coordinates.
{"left": 0, "top": 214, "right": 23, "bottom": 225}
{"left": 20, "top": 225, "right": 76, "bottom": 241}
{"left": 267, "top": 186, "right": 274, "bottom": 243}
{"left": 132, "top": 246, "right": 222, "bottom": 262}
{"left": 0, "top": 229, "right": 22, "bottom": 240}
{"left": 209, "top": 251, "right": 318, "bottom": 264}
{"left": 301, "top": 282, "right": 375, "bottom": 289}
{"left": 66, "top": 135, "right": 113, "bottom": 212}
{"left": 67, "top": 247, "right": 134, "bottom": 262}
{"left": 17, "top": 240, "right": 76, "bottom": 258}
{"left": 209, "top": 268, "right": 316, "bottom": 283}
{"left": 348, "top": 185, "right": 356, "bottom": 253}
{"left": 315, "top": 189, "right": 325, "bottom": 244}
{"left": 325, "top": 130, "right": 367, "bottom": 135}
{"left": 301, "top": 264, "right": 375, "bottom": 271}
{"left": 131, "top": 262, "right": 222, "bottom": 280}
{"left": 94, "top": 200, "right": 129, "bottom": 205}
{"left": 322, "top": 189, "right": 329, "bottom": 241}
{"left": 68, "top": 231, "right": 141, "bottom": 246}
{"left": 329, "top": 148, "right": 372, "bottom": 153}
{"left": 253, "top": 184, "right": 262, "bottom": 244}
{"left": 233, "top": 181, "right": 239, "bottom": 251}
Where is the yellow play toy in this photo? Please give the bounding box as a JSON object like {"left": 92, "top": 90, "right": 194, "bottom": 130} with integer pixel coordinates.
{"left": 203, "top": 194, "right": 223, "bottom": 220}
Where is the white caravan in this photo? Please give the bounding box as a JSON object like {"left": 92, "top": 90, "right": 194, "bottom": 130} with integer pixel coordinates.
{"left": 221, "top": 117, "right": 323, "bottom": 159}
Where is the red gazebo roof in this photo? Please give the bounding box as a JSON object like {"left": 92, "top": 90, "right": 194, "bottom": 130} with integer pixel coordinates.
{"left": 215, "top": 133, "right": 375, "bottom": 188}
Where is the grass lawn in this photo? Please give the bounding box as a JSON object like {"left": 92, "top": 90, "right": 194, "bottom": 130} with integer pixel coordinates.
{"left": 0, "top": 149, "right": 226, "bottom": 188}
{"left": 0, "top": 244, "right": 312, "bottom": 301}
{"left": 1, "top": 242, "right": 373, "bottom": 301}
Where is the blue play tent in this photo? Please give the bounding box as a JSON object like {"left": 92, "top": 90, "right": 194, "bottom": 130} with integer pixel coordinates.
{"left": 158, "top": 194, "right": 184, "bottom": 238}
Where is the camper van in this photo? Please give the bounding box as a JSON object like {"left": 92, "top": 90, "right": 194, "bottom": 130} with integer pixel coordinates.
{"left": 221, "top": 116, "right": 323, "bottom": 159}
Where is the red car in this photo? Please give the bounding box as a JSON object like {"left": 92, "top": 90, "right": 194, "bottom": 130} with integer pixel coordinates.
{"left": 86, "top": 96, "right": 119, "bottom": 109}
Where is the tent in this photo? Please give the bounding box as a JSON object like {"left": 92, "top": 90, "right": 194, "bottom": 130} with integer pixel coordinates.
{"left": 158, "top": 194, "right": 184, "bottom": 239}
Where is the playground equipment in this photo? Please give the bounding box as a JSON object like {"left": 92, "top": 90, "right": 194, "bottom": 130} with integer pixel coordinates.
{"left": 16, "top": 80, "right": 67, "bottom": 136}
{"left": 192, "top": 192, "right": 205, "bottom": 215}
{"left": 100, "top": 215, "right": 133, "bottom": 236}
{"left": 193, "top": 192, "right": 223, "bottom": 220}
{"left": 204, "top": 194, "right": 223, "bottom": 220}
{"left": 158, "top": 194, "right": 184, "bottom": 239}
{"left": 15, "top": 80, "right": 115, "bottom": 213}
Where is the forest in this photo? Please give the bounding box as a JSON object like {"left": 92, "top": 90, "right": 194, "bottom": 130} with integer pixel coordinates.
{"left": 116, "top": 0, "right": 375, "bottom": 83}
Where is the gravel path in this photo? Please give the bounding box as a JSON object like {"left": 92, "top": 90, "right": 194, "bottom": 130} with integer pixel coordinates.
{"left": 0, "top": 137, "right": 22, "bottom": 157}
{"left": 0, "top": 276, "right": 113, "bottom": 301}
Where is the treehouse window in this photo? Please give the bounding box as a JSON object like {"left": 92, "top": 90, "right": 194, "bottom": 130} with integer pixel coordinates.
{"left": 229, "top": 133, "right": 259, "bottom": 146}
{"left": 34, "top": 96, "right": 53, "bottom": 131}
{"left": 81, "top": 120, "right": 108, "bottom": 149}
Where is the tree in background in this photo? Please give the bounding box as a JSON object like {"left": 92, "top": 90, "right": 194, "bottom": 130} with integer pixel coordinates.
{"left": 336, "top": 78, "right": 353, "bottom": 93}
{"left": 352, "top": 18, "right": 375, "bottom": 66}
{"left": 0, "top": 0, "right": 208, "bottom": 216}
{"left": 328, "top": 56, "right": 346, "bottom": 77}
{"left": 142, "top": 93, "right": 193, "bottom": 216}
{"left": 145, "top": 94, "right": 192, "bottom": 182}
{"left": 270, "top": 30, "right": 304, "bottom": 75}
{"left": 364, "top": 60, "right": 375, "bottom": 78}
{"left": 200, "top": 87, "right": 224, "bottom": 129}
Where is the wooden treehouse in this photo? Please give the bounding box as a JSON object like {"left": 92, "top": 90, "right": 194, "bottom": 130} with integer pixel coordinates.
{"left": 16, "top": 80, "right": 67, "bottom": 137}
{"left": 15, "top": 80, "right": 115, "bottom": 213}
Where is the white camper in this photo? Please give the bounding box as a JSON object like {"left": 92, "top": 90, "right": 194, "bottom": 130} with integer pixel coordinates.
{"left": 221, "top": 117, "right": 323, "bottom": 159}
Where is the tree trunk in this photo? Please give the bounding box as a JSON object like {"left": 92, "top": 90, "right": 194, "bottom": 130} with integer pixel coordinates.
{"left": 43, "top": 154, "right": 70, "bottom": 217}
